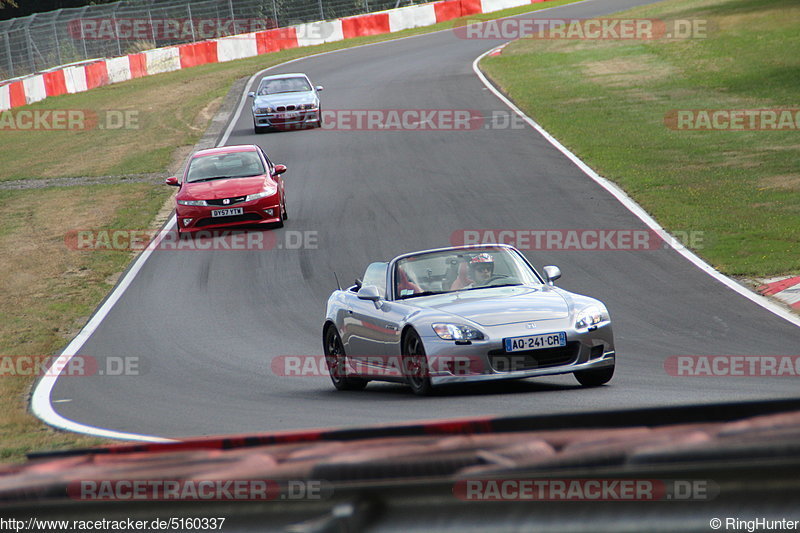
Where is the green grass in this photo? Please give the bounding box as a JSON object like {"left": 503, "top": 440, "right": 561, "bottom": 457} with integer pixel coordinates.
{"left": 481, "top": 0, "right": 800, "bottom": 276}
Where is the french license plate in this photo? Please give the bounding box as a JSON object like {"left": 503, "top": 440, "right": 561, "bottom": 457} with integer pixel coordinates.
{"left": 211, "top": 207, "right": 243, "bottom": 218}
{"left": 504, "top": 332, "right": 566, "bottom": 352}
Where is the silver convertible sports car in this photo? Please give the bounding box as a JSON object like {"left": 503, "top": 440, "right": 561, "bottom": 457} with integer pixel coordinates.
{"left": 322, "top": 244, "right": 615, "bottom": 395}
{"left": 248, "top": 72, "right": 323, "bottom": 133}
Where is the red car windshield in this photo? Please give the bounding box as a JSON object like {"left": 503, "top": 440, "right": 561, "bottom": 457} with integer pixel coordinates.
{"left": 186, "top": 151, "right": 265, "bottom": 182}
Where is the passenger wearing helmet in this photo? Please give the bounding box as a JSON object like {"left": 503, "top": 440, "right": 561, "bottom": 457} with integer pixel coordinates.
{"left": 467, "top": 253, "right": 495, "bottom": 287}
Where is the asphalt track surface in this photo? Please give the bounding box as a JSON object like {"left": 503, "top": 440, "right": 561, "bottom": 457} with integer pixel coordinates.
{"left": 49, "top": 0, "right": 800, "bottom": 439}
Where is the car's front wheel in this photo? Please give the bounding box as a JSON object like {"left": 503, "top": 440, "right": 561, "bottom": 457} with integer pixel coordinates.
{"left": 574, "top": 364, "right": 615, "bottom": 387}
{"left": 323, "top": 326, "right": 367, "bottom": 391}
{"left": 402, "top": 329, "right": 433, "bottom": 396}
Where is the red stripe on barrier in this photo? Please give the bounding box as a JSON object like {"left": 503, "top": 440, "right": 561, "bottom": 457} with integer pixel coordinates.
{"left": 8, "top": 81, "right": 25, "bottom": 108}
{"left": 43, "top": 70, "right": 68, "bottom": 97}
{"left": 129, "top": 53, "right": 148, "bottom": 78}
{"left": 256, "top": 27, "right": 299, "bottom": 54}
{"left": 459, "top": 0, "right": 484, "bottom": 16}
{"left": 434, "top": 0, "right": 464, "bottom": 22}
{"left": 84, "top": 61, "right": 109, "bottom": 89}
{"left": 179, "top": 41, "right": 219, "bottom": 68}
{"left": 342, "top": 13, "right": 391, "bottom": 39}
{"left": 758, "top": 276, "right": 800, "bottom": 297}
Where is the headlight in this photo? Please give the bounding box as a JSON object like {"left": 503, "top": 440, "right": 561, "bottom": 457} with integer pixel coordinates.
{"left": 575, "top": 305, "right": 608, "bottom": 329}
{"left": 302, "top": 103, "right": 318, "bottom": 110}
{"left": 177, "top": 199, "right": 207, "bottom": 206}
{"left": 255, "top": 106, "right": 273, "bottom": 114}
{"left": 432, "top": 323, "right": 484, "bottom": 341}
{"left": 246, "top": 187, "right": 277, "bottom": 202}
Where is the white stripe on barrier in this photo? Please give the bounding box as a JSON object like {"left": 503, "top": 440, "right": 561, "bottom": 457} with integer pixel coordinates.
{"left": 144, "top": 47, "right": 181, "bottom": 75}
{"left": 22, "top": 75, "right": 47, "bottom": 105}
{"left": 105, "top": 56, "right": 133, "bottom": 84}
{"left": 480, "top": 0, "right": 531, "bottom": 13}
{"left": 63, "top": 65, "right": 88, "bottom": 94}
{"left": 216, "top": 34, "right": 259, "bottom": 62}
{"left": 0, "top": 84, "right": 10, "bottom": 111}
{"left": 388, "top": 4, "right": 437, "bottom": 33}
{"left": 294, "top": 20, "right": 345, "bottom": 47}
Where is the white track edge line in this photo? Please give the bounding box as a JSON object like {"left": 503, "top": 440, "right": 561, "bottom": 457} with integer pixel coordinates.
{"left": 472, "top": 46, "right": 800, "bottom": 329}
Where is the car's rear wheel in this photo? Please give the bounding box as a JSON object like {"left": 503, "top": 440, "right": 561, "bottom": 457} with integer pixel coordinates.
{"left": 574, "top": 364, "right": 615, "bottom": 387}
{"left": 402, "top": 329, "right": 433, "bottom": 396}
{"left": 324, "top": 326, "right": 367, "bottom": 391}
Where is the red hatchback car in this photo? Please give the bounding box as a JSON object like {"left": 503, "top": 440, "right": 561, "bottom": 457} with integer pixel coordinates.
{"left": 166, "top": 145, "right": 288, "bottom": 234}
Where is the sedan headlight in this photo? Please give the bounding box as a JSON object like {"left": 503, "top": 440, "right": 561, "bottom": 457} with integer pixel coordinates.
{"left": 255, "top": 106, "right": 273, "bottom": 114}
{"left": 301, "top": 103, "right": 318, "bottom": 110}
{"left": 177, "top": 199, "right": 207, "bottom": 206}
{"left": 432, "top": 323, "right": 484, "bottom": 341}
{"left": 246, "top": 187, "right": 277, "bottom": 202}
{"left": 575, "top": 305, "right": 608, "bottom": 330}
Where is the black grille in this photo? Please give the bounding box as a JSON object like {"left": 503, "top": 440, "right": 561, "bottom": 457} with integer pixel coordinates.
{"left": 206, "top": 196, "right": 247, "bottom": 207}
{"left": 275, "top": 105, "right": 296, "bottom": 112}
{"left": 590, "top": 345, "right": 605, "bottom": 359}
{"left": 195, "top": 213, "right": 262, "bottom": 228}
{"left": 488, "top": 342, "right": 580, "bottom": 371}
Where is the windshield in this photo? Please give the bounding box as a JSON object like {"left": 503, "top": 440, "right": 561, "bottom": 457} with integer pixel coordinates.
{"left": 257, "top": 77, "right": 312, "bottom": 95}
{"left": 394, "top": 247, "right": 541, "bottom": 299}
{"left": 185, "top": 151, "right": 265, "bottom": 182}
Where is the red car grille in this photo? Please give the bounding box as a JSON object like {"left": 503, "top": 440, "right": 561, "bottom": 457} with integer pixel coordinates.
{"left": 195, "top": 213, "right": 263, "bottom": 228}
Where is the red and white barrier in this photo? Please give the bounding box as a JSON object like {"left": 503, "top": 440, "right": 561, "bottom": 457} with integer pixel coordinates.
{"left": 216, "top": 34, "right": 259, "bottom": 62}
{"left": 0, "top": 84, "right": 9, "bottom": 110}
{"left": 105, "top": 56, "right": 133, "bottom": 84}
{"left": 22, "top": 74, "right": 46, "bottom": 105}
{"left": 0, "top": 0, "right": 558, "bottom": 111}
{"left": 388, "top": 4, "right": 438, "bottom": 32}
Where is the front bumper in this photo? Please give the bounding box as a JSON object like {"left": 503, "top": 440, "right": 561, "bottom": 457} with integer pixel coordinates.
{"left": 420, "top": 320, "right": 615, "bottom": 386}
{"left": 176, "top": 196, "right": 282, "bottom": 233}
{"left": 253, "top": 110, "right": 319, "bottom": 128}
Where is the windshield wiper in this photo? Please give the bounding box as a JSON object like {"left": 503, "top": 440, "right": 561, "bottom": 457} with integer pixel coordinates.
{"left": 190, "top": 176, "right": 234, "bottom": 183}
{"left": 398, "top": 290, "right": 447, "bottom": 299}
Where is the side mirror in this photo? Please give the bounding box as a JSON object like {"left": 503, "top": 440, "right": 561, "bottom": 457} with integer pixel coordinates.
{"left": 315, "top": 85, "right": 324, "bottom": 92}
{"left": 165, "top": 176, "right": 179, "bottom": 187}
{"left": 542, "top": 265, "right": 561, "bottom": 286}
{"left": 273, "top": 164, "right": 287, "bottom": 175}
{"left": 357, "top": 285, "right": 381, "bottom": 302}
{"left": 247, "top": 91, "right": 255, "bottom": 98}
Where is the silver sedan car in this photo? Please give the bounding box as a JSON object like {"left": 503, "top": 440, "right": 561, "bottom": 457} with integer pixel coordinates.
{"left": 248, "top": 73, "right": 323, "bottom": 133}
{"left": 322, "top": 244, "right": 615, "bottom": 395}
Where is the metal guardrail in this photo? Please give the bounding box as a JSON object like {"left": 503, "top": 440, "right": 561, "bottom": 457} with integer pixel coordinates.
{"left": 0, "top": 0, "right": 417, "bottom": 80}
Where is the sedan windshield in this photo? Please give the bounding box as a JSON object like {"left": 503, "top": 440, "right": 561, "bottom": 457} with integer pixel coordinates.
{"left": 394, "top": 247, "right": 542, "bottom": 299}
{"left": 258, "top": 77, "right": 312, "bottom": 95}
{"left": 186, "top": 151, "right": 265, "bottom": 183}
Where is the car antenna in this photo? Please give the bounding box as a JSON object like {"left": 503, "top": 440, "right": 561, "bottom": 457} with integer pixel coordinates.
{"left": 333, "top": 271, "right": 341, "bottom": 291}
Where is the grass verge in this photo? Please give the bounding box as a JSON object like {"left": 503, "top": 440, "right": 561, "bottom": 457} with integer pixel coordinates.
{"left": 0, "top": 0, "right": 582, "bottom": 462}
{"left": 480, "top": 0, "right": 800, "bottom": 276}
